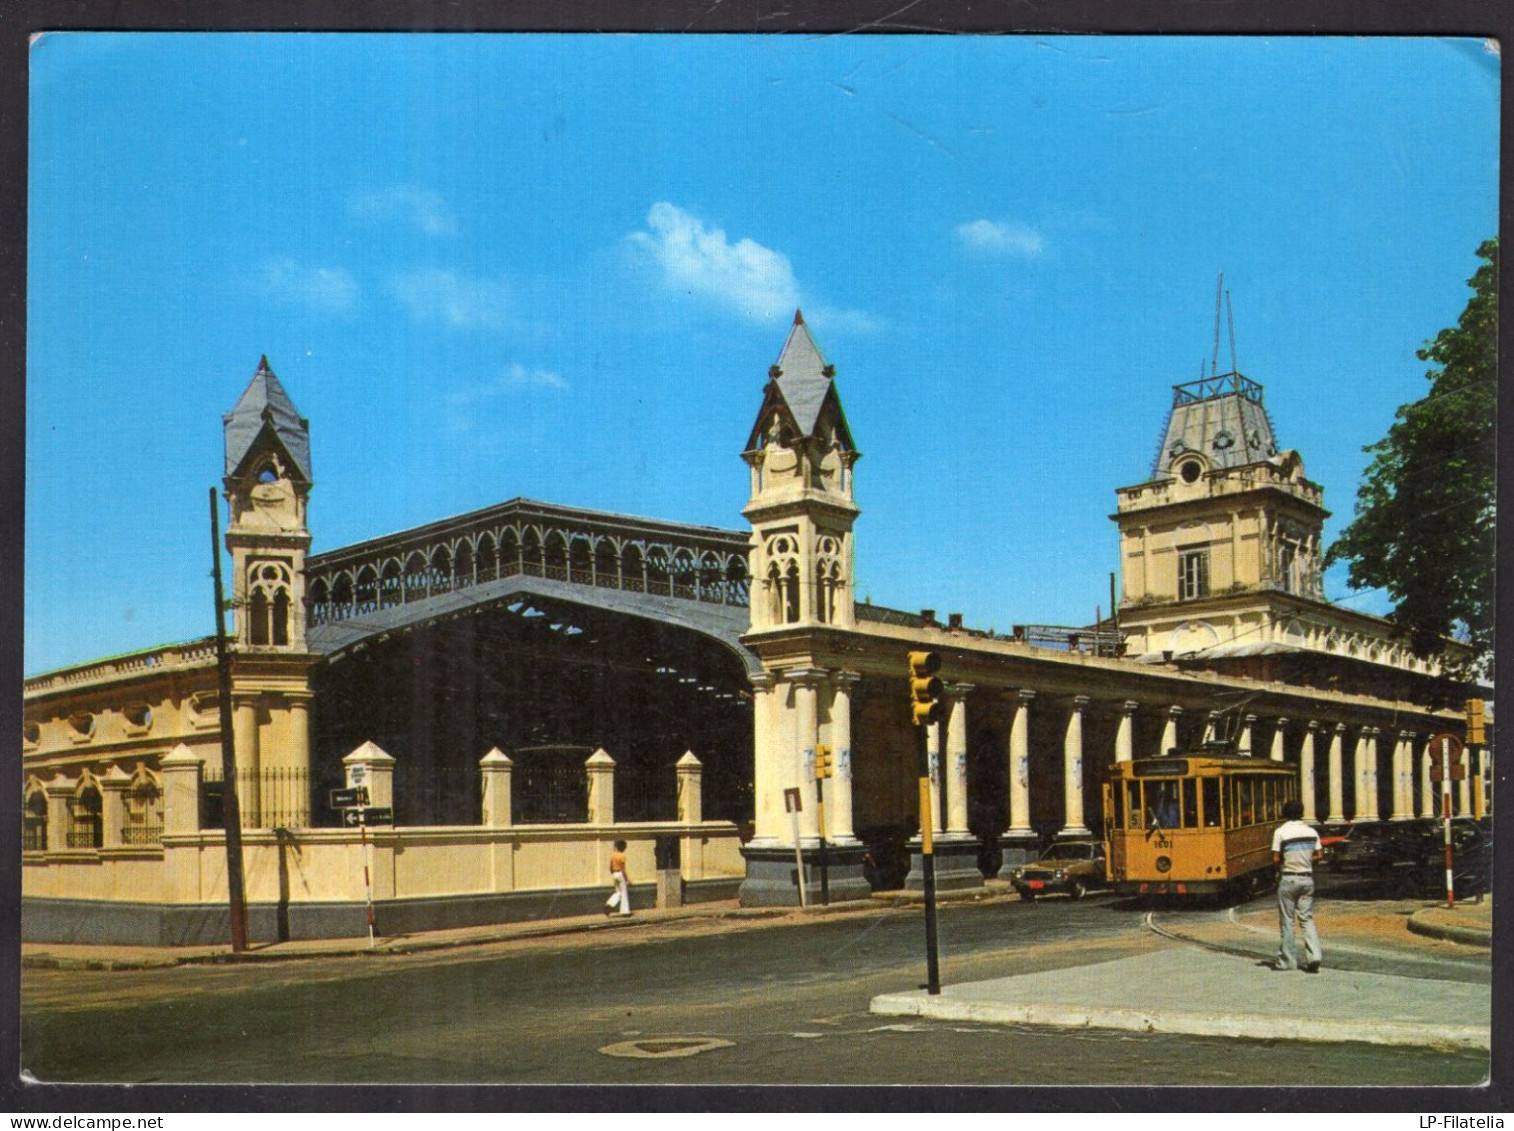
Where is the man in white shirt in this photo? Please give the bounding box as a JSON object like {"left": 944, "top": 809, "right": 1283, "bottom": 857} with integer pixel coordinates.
{"left": 1269, "top": 799, "right": 1323, "bottom": 972}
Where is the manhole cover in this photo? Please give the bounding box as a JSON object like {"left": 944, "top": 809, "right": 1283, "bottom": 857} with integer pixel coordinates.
{"left": 599, "top": 1036, "right": 735, "bottom": 1059}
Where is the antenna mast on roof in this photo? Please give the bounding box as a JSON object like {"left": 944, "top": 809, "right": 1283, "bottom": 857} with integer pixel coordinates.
{"left": 1226, "top": 289, "right": 1239, "bottom": 375}
{"left": 1210, "top": 272, "right": 1224, "bottom": 377}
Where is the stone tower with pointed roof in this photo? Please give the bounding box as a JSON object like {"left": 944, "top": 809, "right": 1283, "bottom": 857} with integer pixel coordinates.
{"left": 741, "top": 311, "right": 861, "bottom": 632}
{"left": 219, "top": 356, "right": 317, "bottom": 822}
{"left": 223, "top": 356, "right": 314, "bottom": 651}
{"left": 1114, "top": 371, "right": 1330, "bottom": 661}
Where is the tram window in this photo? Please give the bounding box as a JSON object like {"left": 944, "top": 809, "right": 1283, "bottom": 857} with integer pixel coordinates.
{"left": 1263, "top": 779, "right": 1276, "bottom": 822}
{"left": 1146, "top": 780, "right": 1180, "bottom": 828}
{"left": 1125, "top": 781, "right": 1143, "bottom": 829}
{"left": 1182, "top": 779, "right": 1199, "bottom": 827}
{"left": 1202, "top": 778, "right": 1221, "bottom": 827}
{"left": 1240, "top": 778, "right": 1255, "bottom": 825}
{"left": 1110, "top": 782, "right": 1125, "bottom": 829}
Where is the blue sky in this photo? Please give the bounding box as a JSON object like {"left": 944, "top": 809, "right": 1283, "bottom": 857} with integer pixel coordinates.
{"left": 25, "top": 33, "right": 1499, "bottom": 675}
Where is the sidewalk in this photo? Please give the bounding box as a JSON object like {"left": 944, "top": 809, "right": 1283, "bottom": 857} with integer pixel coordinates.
{"left": 19, "top": 886, "right": 1002, "bottom": 971}
{"left": 870, "top": 896, "right": 1493, "bottom": 1051}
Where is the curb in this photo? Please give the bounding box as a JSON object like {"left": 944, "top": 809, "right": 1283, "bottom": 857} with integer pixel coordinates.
{"left": 868, "top": 991, "right": 1489, "bottom": 1051}
{"left": 1406, "top": 908, "right": 1492, "bottom": 949}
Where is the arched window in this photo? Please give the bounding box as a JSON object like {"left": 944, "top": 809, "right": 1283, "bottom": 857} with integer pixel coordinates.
{"left": 783, "top": 561, "right": 801, "bottom": 623}
{"left": 124, "top": 767, "right": 163, "bottom": 845}
{"left": 594, "top": 540, "right": 619, "bottom": 588}
{"left": 430, "top": 546, "right": 453, "bottom": 594}
{"left": 726, "top": 555, "right": 749, "bottom": 607}
{"left": 23, "top": 786, "right": 47, "bottom": 851}
{"left": 622, "top": 544, "right": 646, "bottom": 592}
{"left": 308, "top": 577, "right": 330, "bottom": 625}
{"left": 246, "top": 561, "right": 293, "bottom": 645}
{"left": 544, "top": 532, "right": 569, "bottom": 579}
{"left": 645, "top": 545, "right": 672, "bottom": 595}
{"left": 69, "top": 782, "right": 103, "bottom": 849}
{"left": 522, "top": 529, "right": 543, "bottom": 575}
{"left": 404, "top": 551, "right": 429, "bottom": 599}
{"left": 568, "top": 537, "right": 592, "bottom": 584}
{"left": 455, "top": 540, "right": 475, "bottom": 588}
{"left": 476, "top": 532, "right": 498, "bottom": 582}
{"left": 331, "top": 572, "right": 354, "bottom": 620}
{"left": 380, "top": 560, "right": 403, "bottom": 609}
{"left": 355, "top": 567, "right": 378, "bottom": 614}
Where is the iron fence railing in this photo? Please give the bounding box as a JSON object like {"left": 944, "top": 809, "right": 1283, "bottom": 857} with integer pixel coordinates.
{"left": 121, "top": 824, "right": 164, "bottom": 846}
{"left": 202, "top": 765, "right": 311, "bottom": 829}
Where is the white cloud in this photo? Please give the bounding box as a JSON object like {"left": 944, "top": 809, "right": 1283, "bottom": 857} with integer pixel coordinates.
{"left": 956, "top": 219, "right": 1046, "bottom": 257}
{"left": 386, "top": 268, "right": 510, "bottom": 329}
{"left": 445, "top": 364, "right": 566, "bottom": 432}
{"left": 258, "top": 259, "right": 359, "bottom": 314}
{"left": 352, "top": 185, "right": 458, "bottom": 237}
{"left": 626, "top": 202, "right": 800, "bottom": 322}
{"left": 808, "top": 305, "right": 885, "bottom": 335}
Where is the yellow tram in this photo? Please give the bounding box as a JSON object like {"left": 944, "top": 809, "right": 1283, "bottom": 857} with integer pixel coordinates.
{"left": 1102, "top": 746, "right": 1298, "bottom": 900}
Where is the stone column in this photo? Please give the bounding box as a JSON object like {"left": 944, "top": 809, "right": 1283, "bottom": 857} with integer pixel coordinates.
{"left": 676, "top": 751, "right": 703, "bottom": 823}
{"left": 284, "top": 690, "right": 314, "bottom": 827}
{"left": 1391, "top": 732, "right": 1411, "bottom": 821}
{"left": 160, "top": 744, "right": 203, "bottom": 836}
{"left": 1239, "top": 714, "right": 1257, "bottom": 757}
{"left": 585, "top": 747, "right": 616, "bottom": 825}
{"left": 1115, "top": 701, "right": 1138, "bottom": 763}
{"left": 1419, "top": 735, "right": 1433, "bottom": 818}
{"left": 1059, "top": 696, "right": 1091, "bottom": 838}
{"left": 479, "top": 747, "right": 513, "bottom": 827}
{"left": 343, "top": 740, "right": 396, "bottom": 811}
{"left": 1204, "top": 710, "right": 1223, "bottom": 745}
{"left": 828, "top": 672, "right": 859, "bottom": 843}
{"left": 1160, "top": 705, "right": 1183, "bottom": 757}
{"left": 790, "top": 668, "right": 827, "bottom": 842}
{"left": 943, "top": 683, "right": 973, "bottom": 836}
{"left": 1327, "top": 723, "right": 1346, "bottom": 823}
{"left": 99, "top": 765, "right": 131, "bottom": 849}
{"left": 1360, "top": 727, "right": 1381, "bottom": 821}
{"left": 232, "top": 692, "right": 261, "bottom": 827}
{"left": 1300, "top": 723, "right": 1318, "bottom": 821}
{"left": 45, "top": 773, "right": 74, "bottom": 849}
{"left": 749, "top": 672, "right": 783, "bottom": 845}
{"left": 1270, "top": 718, "right": 1288, "bottom": 763}
{"left": 998, "top": 690, "right": 1039, "bottom": 873}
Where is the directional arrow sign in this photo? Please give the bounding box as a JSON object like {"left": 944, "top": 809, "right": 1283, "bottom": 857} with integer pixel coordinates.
{"left": 341, "top": 807, "right": 394, "bottom": 827}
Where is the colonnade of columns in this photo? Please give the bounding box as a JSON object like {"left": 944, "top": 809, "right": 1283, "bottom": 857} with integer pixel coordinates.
{"left": 750, "top": 668, "right": 1474, "bottom": 858}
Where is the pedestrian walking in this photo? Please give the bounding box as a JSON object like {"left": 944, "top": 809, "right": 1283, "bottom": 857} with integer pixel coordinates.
{"left": 604, "top": 839, "right": 632, "bottom": 917}
{"left": 1269, "top": 799, "right": 1322, "bottom": 972}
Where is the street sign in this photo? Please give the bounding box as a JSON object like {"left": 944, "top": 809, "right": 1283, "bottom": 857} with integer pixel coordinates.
{"left": 329, "top": 787, "right": 369, "bottom": 809}
{"left": 1428, "top": 733, "right": 1466, "bottom": 781}
{"left": 342, "top": 806, "right": 393, "bottom": 826}
{"left": 783, "top": 787, "right": 801, "bottom": 813}
{"left": 348, "top": 764, "right": 370, "bottom": 787}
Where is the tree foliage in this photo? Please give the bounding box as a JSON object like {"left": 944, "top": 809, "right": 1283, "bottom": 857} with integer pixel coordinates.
{"left": 1326, "top": 239, "right": 1497, "bottom": 675}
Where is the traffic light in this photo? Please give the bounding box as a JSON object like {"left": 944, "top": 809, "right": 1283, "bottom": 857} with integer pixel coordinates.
{"left": 814, "top": 744, "right": 833, "bottom": 780}
{"left": 1465, "top": 698, "right": 1486, "bottom": 745}
{"left": 909, "top": 650, "right": 943, "bottom": 726}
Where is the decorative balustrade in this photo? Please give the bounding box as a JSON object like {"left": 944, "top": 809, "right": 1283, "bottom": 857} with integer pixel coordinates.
{"left": 25, "top": 639, "right": 219, "bottom": 695}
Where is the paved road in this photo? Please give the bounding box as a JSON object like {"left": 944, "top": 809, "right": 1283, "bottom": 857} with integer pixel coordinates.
{"left": 21, "top": 893, "right": 1488, "bottom": 1087}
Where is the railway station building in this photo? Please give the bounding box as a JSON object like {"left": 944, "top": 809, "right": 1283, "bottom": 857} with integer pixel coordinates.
{"left": 21, "top": 314, "right": 1486, "bottom": 943}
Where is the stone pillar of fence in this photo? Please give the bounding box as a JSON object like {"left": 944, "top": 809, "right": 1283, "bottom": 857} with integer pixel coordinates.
{"left": 343, "top": 741, "right": 396, "bottom": 811}
{"left": 676, "top": 750, "right": 703, "bottom": 823}
{"left": 586, "top": 748, "right": 615, "bottom": 824}
{"left": 160, "top": 744, "right": 204, "bottom": 836}
{"left": 480, "top": 747, "right": 514, "bottom": 827}
{"left": 98, "top": 764, "right": 132, "bottom": 849}
{"left": 44, "top": 772, "right": 74, "bottom": 849}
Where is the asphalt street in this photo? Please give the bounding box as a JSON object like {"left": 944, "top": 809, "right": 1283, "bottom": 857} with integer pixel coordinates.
{"left": 20, "top": 890, "right": 1490, "bottom": 1088}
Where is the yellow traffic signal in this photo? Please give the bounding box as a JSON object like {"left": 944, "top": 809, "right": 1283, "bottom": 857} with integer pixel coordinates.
{"left": 815, "top": 744, "right": 833, "bottom": 780}
{"left": 1465, "top": 698, "right": 1486, "bottom": 745}
{"left": 909, "top": 650, "right": 943, "bottom": 727}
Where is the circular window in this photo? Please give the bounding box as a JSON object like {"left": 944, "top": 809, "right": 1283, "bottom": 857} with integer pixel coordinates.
{"left": 1178, "top": 460, "right": 1202, "bottom": 484}
{"left": 23, "top": 720, "right": 40, "bottom": 746}
{"left": 67, "top": 711, "right": 95, "bottom": 738}
{"left": 1212, "top": 429, "right": 1234, "bottom": 451}
{"left": 124, "top": 704, "right": 154, "bottom": 730}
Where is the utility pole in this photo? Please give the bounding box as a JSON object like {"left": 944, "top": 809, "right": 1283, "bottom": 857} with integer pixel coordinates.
{"left": 210, "top": 487, "right": 250, "bottom": 952}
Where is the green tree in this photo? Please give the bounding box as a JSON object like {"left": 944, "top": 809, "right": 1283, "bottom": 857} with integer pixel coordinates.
{"left": 1326, "top": 239, "right": 1496, "bottom": 675}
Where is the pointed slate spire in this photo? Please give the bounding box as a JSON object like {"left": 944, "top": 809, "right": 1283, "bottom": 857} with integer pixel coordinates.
{"left": 223, "top": 356, "right": 312, "bottom": 482}
{"left": 745, "top": 311, "right": 857, "bottom": 453}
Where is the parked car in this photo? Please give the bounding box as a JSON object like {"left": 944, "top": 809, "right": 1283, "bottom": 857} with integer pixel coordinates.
{"left": 1010, "top": 840, "right": 1107, "bottom": 901}
{"left": 1393, "top": 822, "right": 1492, "bottom": 898}
{"left": 1330, "top": 821, "right": 1410, "bottom": 872}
